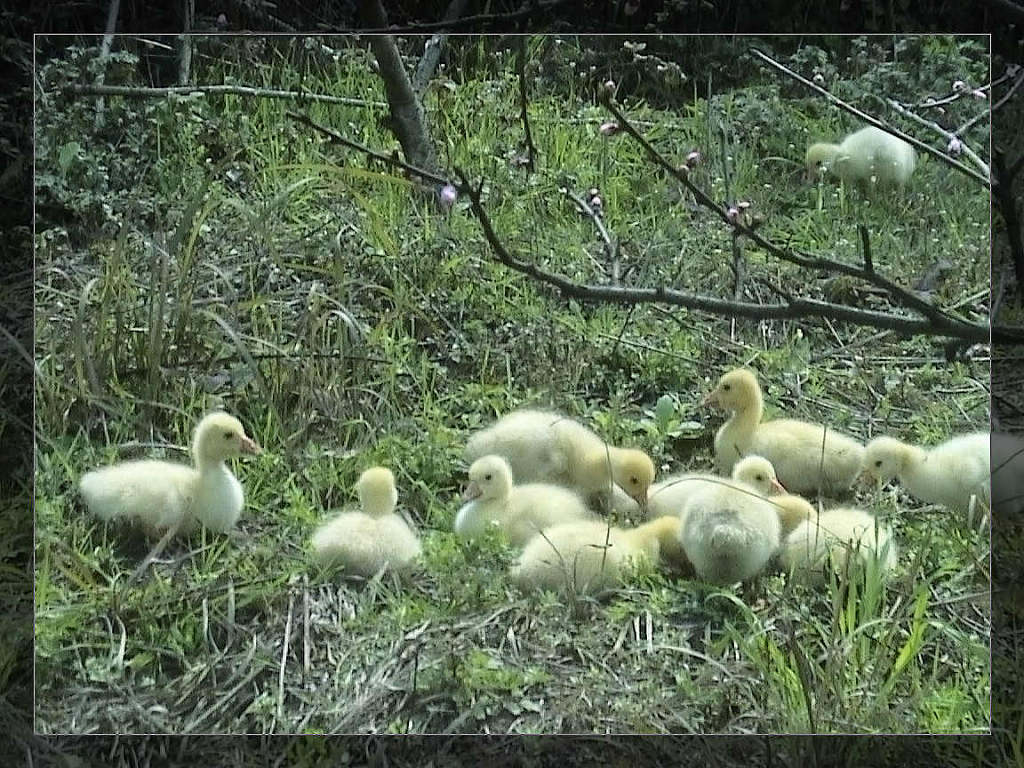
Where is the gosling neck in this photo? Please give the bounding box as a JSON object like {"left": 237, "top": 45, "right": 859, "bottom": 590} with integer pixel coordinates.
{"left": 193, "top": 442, "right": 229, "bottom": 475}
{"left": 361, "top": 491, "right": 397, "bottom": 517}
{"left": 579, "top": 446, "right": 619, "bottom": 492}
{"left": 721, "top": 386, "right": 763, "bottom": 444}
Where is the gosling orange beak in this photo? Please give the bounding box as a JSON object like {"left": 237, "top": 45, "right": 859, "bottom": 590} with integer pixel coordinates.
{"left": 240, "top": 435, "right": 261, "bottom": 455}
{"left": 770, "top": 478, "right": 786, "bottom": 494}
{"left": 462, "top": 481, "right": 481, "bottom": 502}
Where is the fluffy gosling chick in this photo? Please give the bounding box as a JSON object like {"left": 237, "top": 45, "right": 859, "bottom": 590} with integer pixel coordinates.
{"left": 78, "top": 411, "right": 261, "bottom": 537}
{"left": 805, "top": 125, "right": 916, "bottom": 187}
{"left": 647, "top": 455, "right": 785, "bottom": 520}
{"left": 863, "top": 432, "right": 990, "bottom": 514}
{"left": 770, "top": 493, "right": 819, "bottom": 537}
{"left": 311, "top": 467, "right": 422, "bottom": 577}
{"left": 464, "top": 409, "right": 655, "bottom": 512}
{"left": 679, "top": 476, "right": 781, "bottom": 586}
{"left": 781, "top": 506, "right": 896, "bottom": 583}
{"left": 454, "top": 454, "right": 594, "bottom": 548}
{"left": 510, "top": 516, "right": 679, "bottom": 597}
{"left": 704, "top": 368, "right": 864, "bottom": 496}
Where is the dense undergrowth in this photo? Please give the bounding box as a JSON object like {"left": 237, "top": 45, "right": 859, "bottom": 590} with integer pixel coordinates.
{"left": 33, "top": 34, "right": 990, "bottom": 734}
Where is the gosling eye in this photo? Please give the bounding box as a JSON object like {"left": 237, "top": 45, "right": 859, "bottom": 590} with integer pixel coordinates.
{"left": 722, "top": 384, "right": 731, "bottom": 391}
{"left": 756, "top": 473, "right": 764, "bottom": 482}
{"left": 224, "top": 431, "right": 234, "bottom": 440}
{"left": 484, "top": 473, "right": 492, "bottom": 481}
{"left": 629, "top": 476, "right": 639, "bottom": 486}
{"left": 874, "top": 460, "right": 883, "bottom": 468}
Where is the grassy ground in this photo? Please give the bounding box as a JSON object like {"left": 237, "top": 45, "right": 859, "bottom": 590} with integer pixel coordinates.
{"left": 33, "top": 35, "right": 990, "bottom": 734}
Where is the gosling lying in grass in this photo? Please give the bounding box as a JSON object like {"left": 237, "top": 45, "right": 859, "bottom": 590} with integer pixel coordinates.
{"left": 780, "top": 505, "right": 896, "bottom": 583}
{"left": 510, "top": 517, "right": 679, "bottom": 597}
{"left": 679, "top": 471, "right": 781, "bottom": 586}
{"left": 311, "top": 467, "right": 422, "bottom": 577}
{"left": 465, "top": 408, "right": 655, "bottom": 513}
{"left": 454, "top": 454, "right": 596, "bottom": 548}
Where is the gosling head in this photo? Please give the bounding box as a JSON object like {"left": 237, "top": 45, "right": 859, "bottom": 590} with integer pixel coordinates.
{"left": 193, "top": 412, "right": 261, "bottom": 464}
{"left": 772, "top": 494, "right": 817, "bottom": 534}
{"left": 804, "top": 142, "right": 839, "bottom": 182}
{"left": 702, "top": 368, "right": 761, "bottom": 412}
{"left": 356, "top": 466, "right": 398, "bottom": 517}
{"left": 612, "top": 449, "right": 656, "bottom": 506}
{"left": 862, "top": 436, "right": 910, "bottom": 485}
{"left": 732, "top": 455, "right": 786, "bottom": 495}
{"left": 463, "top": 455, "right": 513, "bottom": 503}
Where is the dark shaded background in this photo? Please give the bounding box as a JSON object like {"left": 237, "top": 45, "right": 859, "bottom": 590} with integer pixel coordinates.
{"left": 5, "top": 1, "right": 1020, "bottom": 763}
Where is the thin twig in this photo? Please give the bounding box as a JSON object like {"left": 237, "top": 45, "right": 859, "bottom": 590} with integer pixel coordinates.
{"left": 66, "top": 83, "right": 387, "bottom": 109}
{"left": 277, "top": 590, "right": 295, "bottom": 722}
{"left": 858, "top": 225, "right": 873, "bottom": 275}
{"left": 886, "top": 97, "right": 989, "bottom": 178}
{"left": 994, "top": 148, "right": 1024, "bottom": 289}
{"left": 562, "top": 186, "right": 615, "bottom": 268}
{"left": 287, "top": 111, "right": 449, "bottom": 187}
{"left": 410, "top": 0, "right": 468, "bottom": 95}
{"left": 335, "top": 0, "right": 572, "bottom": 33}
{"left": 516, "top": 36, "right": 537, "bottom": 174}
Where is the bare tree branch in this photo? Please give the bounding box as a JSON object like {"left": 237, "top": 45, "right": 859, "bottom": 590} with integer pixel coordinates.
{"left": 178, "top": 0, "right": 194, "bottom": 86}
{"left": 994, "top": 148, "right": 1024, "bottom": 290}
{"left": 92, "top": 0, "right": 121, "bottom": 130}
{"left": 958, "top": 67, "right": 1024, "bottom": 136}
{"left": 749, "top": 47, "right": 991, "bottom": 188}
{"left": 336, "top": 0, "right": 572, "bottom": 33}
{"left": 358, "top": 0, "right": 440, "bottom": 174}
{"left": 411, "top": 0, "right": 470, "bottom": 95}
{"left": 65, "top": 83, "right": 386, "bottom": 109}
{"left": 886, "top": 97, "right": 989, "bottom": 179}
{"left": 286, "top": 110, "right": 449, "bottom": 187}
{"left": 454, "top": 168, "right": 1010, "bottom": 343}
{"left": 287, "top": 112, "right": 1019, "bottom": 344}
{"left": 978, "top": 0, "right": 1024, "bottom": 24}
{"left": 562, "top": 186, "right": 617, "bottom": 284}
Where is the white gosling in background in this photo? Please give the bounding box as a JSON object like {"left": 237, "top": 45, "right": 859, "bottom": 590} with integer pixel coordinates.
{"left": 863, "top": 432, "right": 990, "bottom": 514}
{"left": 704, "top": 368, "right": 864, "bottom": 496}
{"left": 79, "top": 411, "right": 261, "bottom": 537}
{"left": 464, "top": 408, "right": 656, "bottom": 512}
{"left": 311, "top": 467, "right": 422, "bottom": 577}
{"left": 805, "top": 125, "right": 916, "bottom": 187}
{"left": 454, "top": 454, "right": 595, "bottom": 547}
